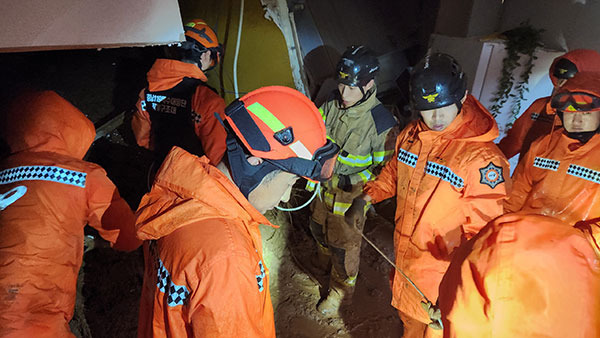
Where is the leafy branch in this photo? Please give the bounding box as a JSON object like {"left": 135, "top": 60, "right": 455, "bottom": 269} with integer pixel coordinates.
{"left": 489, "top": 22, "right": 544, "bottom": 123}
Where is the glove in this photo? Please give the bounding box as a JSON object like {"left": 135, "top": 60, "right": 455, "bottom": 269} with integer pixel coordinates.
{"left": 344, "top": 197, "right": 367, "bottom": 230}
{"left": 336, "top": 174, "right": 352, "bottom": 192}
{"left": 420, "top": 301, "right": 442, "bottom": 330}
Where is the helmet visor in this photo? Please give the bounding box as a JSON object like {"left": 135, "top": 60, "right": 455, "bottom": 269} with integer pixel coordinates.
{"left": 551, "top": 91, "right": 600, "bottom": 112}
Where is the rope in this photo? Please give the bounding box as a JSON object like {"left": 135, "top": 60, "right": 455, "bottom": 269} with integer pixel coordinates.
{"left": 355, "top": 228, "right": 444, "bottom": 330}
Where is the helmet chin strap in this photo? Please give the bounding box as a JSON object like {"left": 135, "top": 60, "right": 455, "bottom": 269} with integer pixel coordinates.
{"left": 225, "top": 134, "right": 280, "bottom": 198}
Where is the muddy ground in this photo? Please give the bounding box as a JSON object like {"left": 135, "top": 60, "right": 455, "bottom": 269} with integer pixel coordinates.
{"left": 0, "top": 46, "right": 405, "bottom": 337}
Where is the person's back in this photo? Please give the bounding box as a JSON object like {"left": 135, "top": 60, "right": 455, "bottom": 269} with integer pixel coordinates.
{"left": 439, "top": 213, "right": 600, "bottom": 338}
{"left": 0, "top": 90, "right": 141, "bottom": 337}
{"left": 132, "top": 19, "right": 227, "bottom": 166}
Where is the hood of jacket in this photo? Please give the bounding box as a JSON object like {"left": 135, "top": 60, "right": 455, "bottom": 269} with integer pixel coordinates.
{"left": 146, "top": 59, "right": 207, "bottom": 92}
{"left": 135, "top": 147, "right": 273, "bottom": 240}
{"left": 0, "top": 90, "right": 95, "bottom": 159}
{"left": 416, "top": 94, "right": 499, "bottom": 143}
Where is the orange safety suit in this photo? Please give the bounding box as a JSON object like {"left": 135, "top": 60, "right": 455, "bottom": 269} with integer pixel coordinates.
{"left": 363, "top": 95, "right": 511, "bottom": 331}
{"left": 497, "top": 49, "right": 600, "bottom": 160}
{"left": 131, "top": 59, "right": 227, "bottom": 165}
{"left": 135, "top": 147, "right": 276, "bottom": 337}
{"left": 0, "top": 91, "right": 141, "bottom": 338}
{"left": 497, "top": 97, "right": 558, "bottom": 159}
{"left": 506, "top": 74, "right": 600, "bottom": 237}
{"left": 438, "top": 213, "right": 600, "bottom": 338}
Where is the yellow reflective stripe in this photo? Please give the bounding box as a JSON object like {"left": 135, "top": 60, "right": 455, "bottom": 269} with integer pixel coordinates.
{"left": 333, "top": 202, "right": 352, "bottom": 215}
{"left": 358, "top": 169, "right": 373, "bottom": 183}
{"left": 338, "top": 152, "right": 373, "bottom": 167}
{"left": 326, "top": 135, "right": 336, "bottom": 144}
{"left": 305, "top": 180, "right": 316, "bottom": 192}
{"left": 247, "top": 102, "right": 286, "bottom": 132}
{"left": 323, "top": 191, "right": 334, "bottom": 205}
{"left": 373, "top": 150, "right": 394, "bottom": 164}
{"left": 319, "top": 107, "right": 326, "bottom": 121}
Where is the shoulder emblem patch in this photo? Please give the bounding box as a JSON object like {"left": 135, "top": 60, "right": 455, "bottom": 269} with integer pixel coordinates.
{"left": 479, "top": 162, "right": 504, "bottom": 189}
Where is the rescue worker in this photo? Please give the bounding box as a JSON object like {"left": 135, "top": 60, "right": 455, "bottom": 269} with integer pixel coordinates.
{"left": 135, "top": 86, "right": 339, "bottom": 337}
{"left": 438, "top": 213, "right": 600, "bottom": 338}
{"left": 308, "top": 45, "right": 398, "bottom": 316}
{"left": 506, "top": 71, "right": 600, "bottom": 229}
{"left": 0, "top": 90, "right": 142, "bottom": 337}
{"left": 131, "top": 19, "right": 227, "bottom": 166}
{"left": 345, "top": 53, "right": 511, "bottom": 337}
{"left": 498, "top": 49, "right": 600, "bottom": 160}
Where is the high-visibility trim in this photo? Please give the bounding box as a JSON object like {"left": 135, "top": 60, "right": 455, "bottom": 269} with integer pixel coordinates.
{"left": 319, "top": 107, "right": 326, "bottom": 121}
{"left": 533, "top": 157, "right": 560, "bottom": 171}
{"left": 289, "top": 140, "right": 312, "bottom": 160}
{"left": 373, "top": 150, "right": 394, "bottom": 164}
{"left": 337, "top": 152, "right": 373, "bottom": 167}
{"left": 0, "top": 165, "right": 87, "bottom": 188}
{"left": 398, "top": 148, "right": 418, "bottom": 168}
{"left": 247, "top": 102, "right": 286, "bottom": 132}
{"left": 333, "top": 201, "right": 352, "bottom": 215}
{"left": 326, "top": 135, "right": 336, "bottom": 144}
{"left": 358, "top": 169, "right": 373, "bottom": 183}
{"left": 305, "top": 180, "right": 317, "bottom": 192}
{"left": 323, "top": 191, "right": 334, "bottom": 206}
{"left": 567, "top": 164, "right": 600, "bottom": 184}
{"left": 425, "top": 161, "right": 464, "bottom": 189}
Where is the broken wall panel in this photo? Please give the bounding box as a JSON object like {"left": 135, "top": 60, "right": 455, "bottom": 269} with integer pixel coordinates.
{"left": 0, "top": 0, "right": 185, "bottom": 52}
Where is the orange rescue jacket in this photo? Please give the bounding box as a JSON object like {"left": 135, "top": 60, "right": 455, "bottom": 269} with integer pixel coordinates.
{"left": 131, "top": 59, "right": 227, "bottom": 165}
{"left": 498, "top": 49, "right": 600, "bottom": 160}
{"left": 135, "top": 147, "right": 276, "bottom": 338}
{"left": 0, "top": 91, "right": 141, "bottom": 338}
{"left": 438, "top": 213, "right": 600, "bottom": 338}
{"left": 497, "top": 97, "right": 559, "bottom": 159}
{"left": 364, "top": 95, "right": 511, "bottom": 323}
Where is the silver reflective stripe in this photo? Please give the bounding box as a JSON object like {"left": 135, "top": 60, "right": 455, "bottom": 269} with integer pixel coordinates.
{"left": 397, "top": 148, "right": 418, "bottom": 168}
{"left": 0, "top": 165, "right": 87, "bottom": 188}
{"left": 533, "top": 157, "right": 560, "bottom": 171}
{"left": 425, "top": 161, "right": 464, "bottom": 189}
{"left": 567, "top": 164, "right": 600, "bottom": 184}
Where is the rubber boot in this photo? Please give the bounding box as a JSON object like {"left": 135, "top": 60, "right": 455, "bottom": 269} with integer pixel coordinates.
{"left": 316, "top": 270, "right": 356, "bottom": 317}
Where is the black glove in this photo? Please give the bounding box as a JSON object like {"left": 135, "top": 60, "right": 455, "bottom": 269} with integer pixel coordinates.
{"left": 344, "top": 197, "right": 367, "bottom": 230}
{"left": 337, "top": 174, "right": 352, "bottom": 192}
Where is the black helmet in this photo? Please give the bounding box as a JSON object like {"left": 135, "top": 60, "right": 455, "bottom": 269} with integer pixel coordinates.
{"left": 336, "top": 45, "right": 380, "bottom": 87}
{"left": 409, "top": 53, "right": 467, "bottom": 111}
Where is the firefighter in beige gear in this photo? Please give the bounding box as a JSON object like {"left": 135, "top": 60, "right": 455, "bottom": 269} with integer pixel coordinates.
{"left": 308, "top": 45, "right": 398, "bottom": 316}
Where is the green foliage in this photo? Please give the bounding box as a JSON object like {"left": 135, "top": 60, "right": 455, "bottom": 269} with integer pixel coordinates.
{"left": 489, "top": 22, "right": 544, "bottom": 123}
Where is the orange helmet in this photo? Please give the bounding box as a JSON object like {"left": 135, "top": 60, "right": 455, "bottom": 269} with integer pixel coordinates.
{"left": 182, "top": 19, "right": 223, "bottom": 69}
{"left": 223, "top": 86, "right": 339, "bottom": 197}
{"left": 549, "top": 49, "right": 600, "bottom": 86}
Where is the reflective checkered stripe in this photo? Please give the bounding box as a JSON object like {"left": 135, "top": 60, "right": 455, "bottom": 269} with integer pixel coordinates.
{"left": 333, "top": 201, "right": 352, "bottom": 216}
{"left": 157, "top": 258, "right": 189, "bottom": 307}
{"left": 567, "top": 164, "right": 600, "bottom": 184}
{"left": 0, "top": 165, "right": 86, "bottom": 188}
{"left": 425, "top": 162, "right": 464, "bottom": 189}
{"left": 357, "top": 169, "right": 373, "bottom": 183}
{"left": 533, "top": 157, "right": 560, "bottom": 171}
{"left": 397, "top": 148, "right": 418, "bottom": 168}
{"left": 373, "top": 150, "right": 394, "bottom": 165}
{"left": 531, "top": 113, "right": 539, "bottom": 121}
{"left": 256, "top": 260, "right": 266, "bottom": 292}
